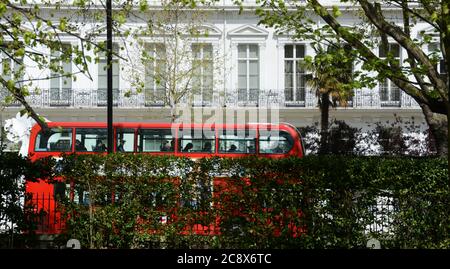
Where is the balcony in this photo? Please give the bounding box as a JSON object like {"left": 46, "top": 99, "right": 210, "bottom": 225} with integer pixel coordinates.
{"left": 0, "top": 87, "right": 420, "bottom": 110}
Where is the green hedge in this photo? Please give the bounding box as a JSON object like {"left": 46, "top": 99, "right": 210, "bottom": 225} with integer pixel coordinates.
{"left": 51, "top": 154, "right": 449, "bottom": 249}
{"left": 0, "top": 152, "right": 55, "bottom": 248}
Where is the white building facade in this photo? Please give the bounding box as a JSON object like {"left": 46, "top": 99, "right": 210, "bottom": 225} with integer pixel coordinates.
{"left": 1, "top": 0, "right": 442, "bottom": 137}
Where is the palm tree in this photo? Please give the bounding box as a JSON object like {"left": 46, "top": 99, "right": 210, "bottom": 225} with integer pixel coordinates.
{"left": 304, "top": 44, "right": 354, "bottom": 154}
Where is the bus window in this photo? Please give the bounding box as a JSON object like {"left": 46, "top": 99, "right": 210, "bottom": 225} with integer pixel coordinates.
{"left": 34, "top": 128, "right": 73, "bottom": 152}
{"left": 259, "top": 130, "right": 294, "bottom": 154}
{"left": 178, "top": 128, "right": 215, "bottom": 153}
{"left": 116, "top": 128, "right": 134, "bottom": 152}
{"left": 219, "top": 129, "right": 256, "bottom": 154}
{"left": 75, "top": 128, "right": 108, "bottom": 152}
{"left": 138, "top": 129, "right": 174, "bottom": 152}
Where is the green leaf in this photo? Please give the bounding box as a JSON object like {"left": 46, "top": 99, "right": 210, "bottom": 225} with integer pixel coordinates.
{"left": 332, "top": 6, "right": 342, "bottom": 17}
{"left": 59, "top": 18, "right": 67, "bottom": 31}
{"left": 0, "top": 2, "right": 7, "bottom": 15}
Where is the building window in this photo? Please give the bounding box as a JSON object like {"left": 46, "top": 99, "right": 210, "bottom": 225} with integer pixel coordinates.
{"left": 429, "top": 43, "right": 448, "bottom": 84}
{"left": 144, "top": 43, "right": 166, "bottom": 106}
{"left": 98, "top": 43, "right": 119, "bottom": 106}
{"left": 284, "top": 44, "right": 306, "bottom": 106}
{"left": 1, "top": 43, "right": 23, "bottom": 106}
{"left": 379, "top": 44, "right": 401, "bottom": 107}
{"left": 192, "top": 44, "right": 213, "bottom": 106}
{"left": 238, "top": 44, "right": 259, "bottom": 104}
{"left": 50, "top": 43, "right": 72, "bottom": 106}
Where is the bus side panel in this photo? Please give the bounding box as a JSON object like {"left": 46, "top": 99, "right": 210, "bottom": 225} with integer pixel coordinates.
{"left": 26, "top": 180, "right": 64, "bottom": 234}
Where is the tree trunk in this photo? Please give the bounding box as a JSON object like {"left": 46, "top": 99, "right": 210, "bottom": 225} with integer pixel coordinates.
{"left": 319, "top": 92, "right": 330, "bottom": 155}
{"left": 420, "top": 104, "right": 448, "bottom": 156}
{"left": 170, "top": 105, "right": 177, "bottom": 123}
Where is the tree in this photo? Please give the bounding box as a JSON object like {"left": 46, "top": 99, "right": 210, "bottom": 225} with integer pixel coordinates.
{"left": 0, "top": 1, "right": 115, "bottom": 130}
{"left": 303, "top": 43, "right": 355, "bottom": 154}
{"left": 125, "top": 0, "right": 222, "bottom": 122}
{"left": 256, "top": 0, "right": 449, "bottom": 158}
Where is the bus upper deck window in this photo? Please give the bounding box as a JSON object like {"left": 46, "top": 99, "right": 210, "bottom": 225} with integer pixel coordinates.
{"left": 219, "top": 129, "right": 256, "bottom": 154}
{"left": 259, "top": 130, "right": 294, "bottom": 154}
{"left": 116, "top": 128, "right": 135, "bottom": 152}
{"left": 34, "top": 128, "right": 73, "bottom": 152}
{"left": 138, "top": 129, "right": 174, "bottom": 152}
{"left": 178, "top": 128, "right": 215, "bottom": 153}
{"left": 75, "top": 128, "right": 107, "bottom": 152}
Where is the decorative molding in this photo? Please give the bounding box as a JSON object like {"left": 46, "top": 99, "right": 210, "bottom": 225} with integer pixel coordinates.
{"left": 227, "top": 24, "right": 269, "bottom": 38}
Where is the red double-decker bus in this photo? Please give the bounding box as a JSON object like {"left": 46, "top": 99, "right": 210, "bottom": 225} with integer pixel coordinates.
{"left": 26, "top": 122, "right": 305, "bottom": 235}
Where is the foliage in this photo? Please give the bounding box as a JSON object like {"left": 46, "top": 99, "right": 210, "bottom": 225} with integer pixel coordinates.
{"left": 127, "top": 0, "right": 223, "bottom": 121}
{"left": 299, "top": 118, "right": 433, "bottom": 156}
{"left": 0, "top": 150, "right": 54, "bottom": 248}
{"left": 255, "top": 0, "right": 450, "bottom": 155}
{"left": 51, "top": 154, "right": 449, "bottom": 249}
{"left": 326, "top": 120, "right": 359, "bottom": 155}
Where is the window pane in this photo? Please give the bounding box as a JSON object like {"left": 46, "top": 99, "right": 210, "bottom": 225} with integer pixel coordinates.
{"left": 249, "top": 75, "right": 259, "bottom": 89}
{"left": 391, "top": 44, "right": 400, "bottom": 57}
{"left": 295, "top": 87, "right": 305, "bottom": 101}
{"left": 296, "top": 61, "right": 304, "bottom": 74}
{"left": 428, "top": 43, "right": 439, "bottom": 52}
{"left": 219, "top": 129, "right": 256, "bottom": 153}
{"left": 379, "top": 46, "right": 386, "bottom": 58}
{"left": 249, "top": 45, "right": 258, "bottom": 58}
{"left": 238, "top": 45, "right": 247, "bottom": 58}
{"left": 62, "top": 75, "right": 72, "bottom": 89}
{"left": 204, "top": 74, "right": 213, "bottom": 88}
{"left": 112, "top": 60, "right": 119, "bottom": 75}
{"left": 285, "top": 73, "right": 293, "bottom": 89}
{"left": 259, "top": 131, "right": 294, "bottom": 154}
{"left": 238, "top": 76, "right": 247, "bottom": 89}
{"left": 98, "top": 76, "right": 107, "bottom": 89}
{"left": 63, "top": 61, "right": 72, "bottom": 74}
{"left": 249, "top": 61, "right": 258, "bottom": 76}
{"left": 178, "top": 128, "right": 215, "bottom": 153}
{"left": 296, "top": 45, "right": 305, "bottom": 58}
{"left": 138, "top": 129, "right": 174, "bottom": 152}
{"left": 284, "top": 45, "right": 293, "bottom": 58}
{"left": 296, "top": 72, "right": 305, "bottom": 87}
{"left": 116, "top": 128, "right": 134, "bottom": 152}
{"left": 285, "top": 60, "right": 293, "bottom": 74}
{"left": 35, "top": 128, "right": 73, "bottom": 152}
{"left": 203, "top": 44, "right": 212, "bottom": 58}
{"left": 380, "top": 79, "right": 389, "bottom": 101}
{"left": 380, "top": 44, "right": 400, "bottom": 58}
{"left": 50, "top": 77, "right": 60, "bottom": 90}
{"left": 238, "top": 61, "right": 247, "bottom": 76}
{"left": 440, "top": 59, "right": 447, "bottom": 74}
{"left": 98, "top": 60, "right": 107, "bottom": 75}
{"left": 391, "top": 84, "right": 400, "bottom": 101}
{"left": 75, "top": 128, "right": 108, "bottom": 152}
{"left": 192, "top": 44, "right": 201, "bottom": 58}
{"left": 284, "top": 87, "right": 293, "bottom": 101}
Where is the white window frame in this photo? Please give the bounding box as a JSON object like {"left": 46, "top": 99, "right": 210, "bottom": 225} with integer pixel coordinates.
{"left": 50, "top": 43, "right": 73, "bottom": 106}
{"left": 191, "top": 43, "right": 213, "bottom": 107}
{"left": 428, "top": 43, "right": 447, "bottom": 84}
{"left": 98, "top": 43, "right": 120, "bottom": 106}
{"left": 144, "top": 43, "right": 166, "bottom": 106}
{"left": 237, "top": 44, "right": 259, "bottom": 104}
{"left": 1, "top": 43, "right": 24, "bottom": 106}
{"left": 379, "top": 43, "right": 401, "bottom": 107}
{"left": 284, "top": 44, "right": 306, "bottom": 106}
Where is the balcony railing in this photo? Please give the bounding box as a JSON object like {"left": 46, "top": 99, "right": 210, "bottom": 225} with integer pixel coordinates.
{"left": 0, "top": 88, "right": 421, "bottom": 109}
